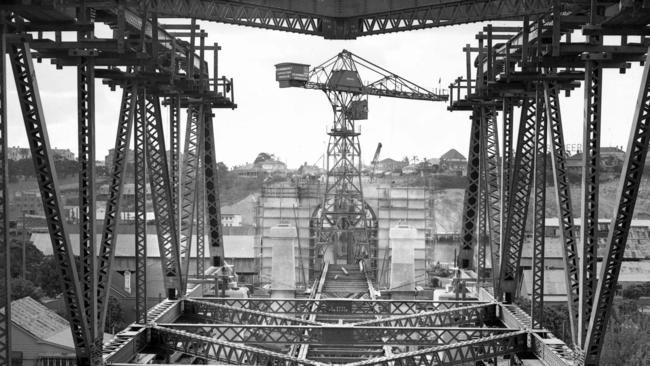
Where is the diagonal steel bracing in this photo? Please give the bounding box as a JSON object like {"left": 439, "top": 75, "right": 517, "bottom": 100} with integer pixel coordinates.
{"left": 499, "top": 98, "right": 536, "bottom": 301}
{"left": 97, "top": 85, "right": 136, "bottom": 335}
{"left": 531, "top": 85, "right": 547, "bottom": 329}
{"left": 161, "top": 323, "right": 514, "bottom": 346}
{"left": 583, "top": 47, "right": 650, "bottom": 366}
{"left": 482, "top": 106, "right": 500, "bottom": 288}
{"left": 184, "top": 299, "right": 325, "bottom": 326}
{"left": 144, "top": 94, "right": 183, "bottom": 298}
{"left": 134, "top": 89, "right": 148, "bottom": 323}
{"left": 544, "top": 81, "right": 579, "bottom": 345}
{"left": 179, "top": 104, "right": 203, "bottom": 293}
{"left": 459, "top": 109, "right": 481, "bottom": 269}
{"left": 0, "top": 13, "right": 11, "bottom": 365}
{"left": 351, "top": 303, "right": 497, "bottom": 328}
{"left": 347, "top": 330, "right": 527, "bottom": 366}
{"left": 9, "top": 39, "right": 92, "bottom": 360}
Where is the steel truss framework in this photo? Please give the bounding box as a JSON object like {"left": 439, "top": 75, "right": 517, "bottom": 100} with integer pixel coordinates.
{"left": 3, "top": 1, "right": 650, "bottom": 366}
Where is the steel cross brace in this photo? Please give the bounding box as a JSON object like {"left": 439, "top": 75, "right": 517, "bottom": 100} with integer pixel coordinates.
{"left": 544, "top": 80, "right": 579, "bottom": 345}
{"left": 499, "top": 97, "right": 536, "bottom": 301}
{"left": 9, "top": 39, "right": 93, "bottom": 361}
{"left": 346, "top": 330, "right": 528, "bottom": 366}
{"left": 0, "top": 13, "right": 10, "bottom": 366}
{"left": 160, "top": 323, "right": 513, "bottom": 346}
{"left": 97, "top": 85, "right": 136, "bottom": 335}
{"left": 583, "top": 46, "right": 650, "bottom": 365}
{"left": 351, "top": 303, "right": 497, "bottom": 328}
{"left": 183, "top": 299, "right": 326, "bottom": 326}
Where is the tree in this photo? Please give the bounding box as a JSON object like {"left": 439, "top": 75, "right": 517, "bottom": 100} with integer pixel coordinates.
{"left": 254, "top": 152, "right": 273, "bottom": 164}
{"left": 36, "top": 256, "right": 63, "bottom": 297}
{"left": 0, "top": 278, "right": 45, "bottom": 303}
{"left": 105, "top": 296, "right": 127, "bottom": 334}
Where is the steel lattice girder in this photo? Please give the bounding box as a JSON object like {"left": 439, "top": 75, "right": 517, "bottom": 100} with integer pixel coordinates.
{"left": 351, "top": 303, "right": 497, "bottom": 328}
{"left": 203, "top": 111, "right": 225, "bottom": 266}
{"left": 140, "top": 0, "right": 561, "bottom": 39}
{"left": 134, "top": 89, "right": 148, "bottom": 324}
{"left": 97, "top": 85, "right": 136, "bottom": 334}
{"left": 169, "top": 96, "right": 180, "bottom": 221}
{"left": 143, "top": 94, "right": 183, "bottom": 297}
{"left": 544, "top": 81, "right": 579, "bottom": 345}
{"left": 500, "top": 98, "right": 514, "bottom": 274}
{"left": 191, "top": 297, "right": 484, "bottom": 316}
{"left": 346, "top": 330, "right": 527, "bottom": 366}
{"left": 459, "top": 109, "right": 481, "bottom": 269}
{"left": 9, "top": 40, "right": 92, "bottom": 357}
{"left": 499, "top": 98, "right": 536, "bottom": 299}
{"left": 579, "top": 58, "right": 602, "bottom": 347}
{"left": 483, "top": 107, "right": 501, "bottom": 284}
{"left": 151, "top": 326, "right": 325, "bottom": 366}
{"left": 531, "top": 85, "right": 547, "bottom": 329}
{"left": 195, "top": 164, "right": 206, "bottom": 278}
{"left": 160, "top": 323, "right": 513, "bottom": 346}
{"left": 583, "top": 46, "right": 650, "bottom": 365}
{"left": 0, "top": 13, "right": 11, "bottom": 366}
{"left": 183, "top": 299, "right": 326, "bottom": 326}
{"left": 179, "top": 104, "right": 203, "bottom": 293}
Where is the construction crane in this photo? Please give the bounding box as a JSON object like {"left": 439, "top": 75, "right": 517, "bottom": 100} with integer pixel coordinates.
{"left": 370, "top": 142, "right": 383, "bottom": 182}
{"left": 275, "top": 50, "right": 447, "bottom": 277}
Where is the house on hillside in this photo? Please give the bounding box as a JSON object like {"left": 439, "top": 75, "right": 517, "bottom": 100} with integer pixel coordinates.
{"left": 6, "top": 296, "right": 76, "bottom": 365}
{"left": 376, "top": 158, "right": 408, "bottom": 174}
{"left": 567, "top": 146, "right": 625, "bottom": 174}
{"left": 440, "top": 149, "right": 467, "bottom": 175}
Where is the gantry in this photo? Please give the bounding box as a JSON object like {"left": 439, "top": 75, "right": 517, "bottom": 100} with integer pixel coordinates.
{"left": 0, "top": 1, "right": 649, "bottom": 366}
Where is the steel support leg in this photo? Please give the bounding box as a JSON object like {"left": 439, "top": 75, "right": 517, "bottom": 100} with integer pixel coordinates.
{"left": 0, "top": 13, "right": 11, "bottom": 366}
{"left": 77, "top": 6, "right": 98, "bottom": 357}
{"left": 583, "top": 46, "right": 650, "bottom": 366}
{"left": 144, "top": 94, "right": 182, "bottom": 299}
{"left": 9, "top": 39, "right": 92, "bottom": 362}
{"left": 544, "top": 81, "right": 579, "bottom": 345}
{"left": 484, "top": 107, "right": 500, "bottom": 289}
{"left": 500, "top": 98, "right": 514, "bottom": 273}
{"left": 531, "top": 87, "right": 547, "bottom": 329}
{"left": 196, "top": 161, "right": 206, "bottom": 278}
{"left": 579, "top": 59, "right": 602, "bottom": 346}
{"left": 459, "top": 109, "right": 481, "bottom": 269}
{"left": 134, "top": 89, "right": 147, "bottom": 323}
{"left": 179, "top": 104, "right": 203, "bottom": 293}
{"left": 203, "top": 110, "right": 225, "bottom": 267}
{"left": 97, "top": 86, "right": 135, "bottom": 334}
{"left": 499, "top": 98, "right": 536, "bottom": 302}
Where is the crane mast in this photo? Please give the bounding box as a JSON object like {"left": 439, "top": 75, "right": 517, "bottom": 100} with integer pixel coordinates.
{"left": 276, "top": 50, "right": 447, "bottom": 278}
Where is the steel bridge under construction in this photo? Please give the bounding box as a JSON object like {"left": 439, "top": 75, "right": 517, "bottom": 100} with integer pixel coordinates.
{"left": 2, "top": 1, "right": 650, "bottom": 365}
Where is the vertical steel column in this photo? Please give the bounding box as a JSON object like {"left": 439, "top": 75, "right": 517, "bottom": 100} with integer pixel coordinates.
{"left": 545, "top": 81, "right": 579, "bottom": 345}
{"left": 500, "top": 98, "right": 514, "bottom": 273}
{"left": 76, "top": 5, "right": 97, "bottom": 358}
{"left": 179, "top": 104, "right": 203, "bottom": 293}
{"left": 9, "top": 40, "right": 91, "bottom": 362}
{"left": 477, "top": 114, "right": 487, "bottom": 282}
{"left": 169, "top": 96, "right": 180, "bottom": 211}
{"left": 484, "top": 107, "right": 500, "bottom": 288}
{"left": 144, "top": 95, "right": 182, "bottom": 299}
{"left": 97, "top": 86, "right": 135, "bottom": 335}
{"left": 531, "top": 86, "right": 547, "bottom": 329}
{"left": 579, "top": 56, "right": 602, "bottom": 349}
{"left": 459, "top": 109, "right": 481, "bottom": 269}
{"left": 134, "top": 90, "right": 147, "bottom": 324}
{"left": 499, "top": 98, "right": 536, "bottom": 302}
{"left": 0, "top": 13, "right": 11, "bottom": 366}
{"left": 583, "top": 47, "right": 650, "bottom": 366}
{"left": 196, "top": 159, "right": 206, "bottom": 278}
{"left": 203, "top": 109, "right": 225, "bottom": 267}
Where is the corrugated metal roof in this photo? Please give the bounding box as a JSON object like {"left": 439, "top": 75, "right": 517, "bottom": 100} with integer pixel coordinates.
{"left": 522, "top": 269, "right": 567, "bottom": 296}
{"left": 8, "top": 297, "right": 73, "bottom": 348}
{"left": 31, "top": 233, "right": 255, "bottom": 259}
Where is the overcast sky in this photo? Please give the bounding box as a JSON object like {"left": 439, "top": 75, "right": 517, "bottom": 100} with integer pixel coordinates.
{"left": 4, "top": 21, "right": 644, "bottom": 169}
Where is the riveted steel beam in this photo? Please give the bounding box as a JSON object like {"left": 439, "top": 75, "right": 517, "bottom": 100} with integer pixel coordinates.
{"left": 134, "top": 89, "right": 147, "bottom": 324}
{"left": 459, "top": 109, "right": 481, "bottom": 269}
{"left": 203, "top": 110, "right": 224, "bottom": 267}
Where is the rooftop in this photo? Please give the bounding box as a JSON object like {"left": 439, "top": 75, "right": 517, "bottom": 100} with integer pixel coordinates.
{"left": 6, "top": 296, "right": 74, "bottom": 350}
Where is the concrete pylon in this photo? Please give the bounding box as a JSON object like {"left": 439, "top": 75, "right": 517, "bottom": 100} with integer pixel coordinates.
{"left": 389, "top": 225, "right": 418, "bottom": 292}
{"left": 269, "top": 225, "right": 297, "bottom": 299}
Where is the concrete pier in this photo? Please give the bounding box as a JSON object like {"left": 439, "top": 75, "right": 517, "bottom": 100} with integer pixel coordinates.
{"left": 389, "top": 225, "right": 420, "bottom": 292}
{"left": 269, "top": 225, "right": 297, "bottom": 298}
